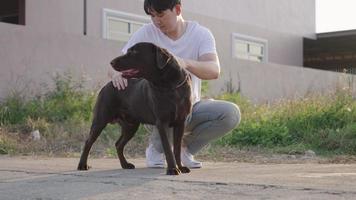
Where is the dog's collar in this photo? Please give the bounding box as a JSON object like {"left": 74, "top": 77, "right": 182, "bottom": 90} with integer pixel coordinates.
{"left": 175, "top": 74, "right": 190, "bottom": 89}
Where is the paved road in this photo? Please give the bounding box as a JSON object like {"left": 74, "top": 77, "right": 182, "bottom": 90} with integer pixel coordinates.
{"left": 1, "top": 156, "right": 356, "bottom": 199}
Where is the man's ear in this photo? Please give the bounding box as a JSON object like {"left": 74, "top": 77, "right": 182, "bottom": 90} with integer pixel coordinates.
{"left": 156, "top": 47, "right": 172, "bottom": 69}
{"left": 174, "top": 4, "right": 182, "bottom": 15}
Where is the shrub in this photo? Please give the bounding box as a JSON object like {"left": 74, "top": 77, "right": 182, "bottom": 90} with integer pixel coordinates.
{"left": 0, "top": 73, "right": 96, "bottom": 126}
{"left": 217, "top": 91, "right": 356, "bottom": 154}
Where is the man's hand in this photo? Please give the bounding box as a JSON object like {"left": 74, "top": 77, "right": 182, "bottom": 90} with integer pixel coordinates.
{"left": 174, "top": 55, "right": 187, "bottom": 69}
{"left": 174, "top": 53, "right": 220, "bottom": 80}
{"left": 108, "top": 70, "right": 128, "bottom": 90}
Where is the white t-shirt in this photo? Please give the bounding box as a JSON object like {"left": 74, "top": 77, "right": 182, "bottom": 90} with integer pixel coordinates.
{"left": 122, "top": 21, "right": 217, "bottom": 103}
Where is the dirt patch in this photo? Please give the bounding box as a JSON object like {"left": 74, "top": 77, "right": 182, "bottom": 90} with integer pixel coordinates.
{"left": 2, "top": 128, "right": 356, "bottom": 165}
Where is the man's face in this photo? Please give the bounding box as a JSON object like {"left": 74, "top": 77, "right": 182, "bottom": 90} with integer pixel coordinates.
{"left": 149, "top": 5, "right": 180, "bottom": 35}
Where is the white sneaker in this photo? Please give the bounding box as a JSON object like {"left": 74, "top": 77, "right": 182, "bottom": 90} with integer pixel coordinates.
{"left": 181, "top": 148, "right": 202, "bottom": 168}
{"left": 145, "top": 144, "right": 165, "bottom": 168}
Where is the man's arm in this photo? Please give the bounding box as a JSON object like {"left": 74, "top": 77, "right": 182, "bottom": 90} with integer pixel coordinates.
{"left": 177, "top": 53, "right": 220, "bottom": 80}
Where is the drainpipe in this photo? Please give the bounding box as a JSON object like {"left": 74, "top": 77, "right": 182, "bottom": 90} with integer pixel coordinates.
{"left": 19, "top": 0, "right": 26, "bottom": 25}
{"left": 83, "top": 0, "right": 87, "bottom": 35}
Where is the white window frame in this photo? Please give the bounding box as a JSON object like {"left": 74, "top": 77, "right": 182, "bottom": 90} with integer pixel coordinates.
{"left": 231, "top": 33, "right": 268, "bottom": 63}
{"left": 102, "top": 9, "right": 150, "bottom": 41}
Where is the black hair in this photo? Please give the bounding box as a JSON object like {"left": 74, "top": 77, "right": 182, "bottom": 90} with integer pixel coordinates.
{"left": 144, "top": 0, "right": 181, "bottom": 15}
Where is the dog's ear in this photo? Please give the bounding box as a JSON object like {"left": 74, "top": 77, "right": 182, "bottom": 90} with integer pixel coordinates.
{"left": 156, "top": 47, "right": 172, "bottom": 69}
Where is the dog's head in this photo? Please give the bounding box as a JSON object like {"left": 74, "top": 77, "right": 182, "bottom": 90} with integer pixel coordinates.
{"left": 110, "top": 42, "right": 175, "bottom": 80}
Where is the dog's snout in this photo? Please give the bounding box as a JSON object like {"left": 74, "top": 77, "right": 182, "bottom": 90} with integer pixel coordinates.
{"left": 111, "top": 57, "right": 122, "bottom": 67}
{"left": 110, "top": 59, "right": 116, "bottom": 66}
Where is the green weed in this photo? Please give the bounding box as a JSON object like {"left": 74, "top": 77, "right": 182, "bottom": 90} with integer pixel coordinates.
{"left": 217, "top": 91, "right": 356, "bottom": 155}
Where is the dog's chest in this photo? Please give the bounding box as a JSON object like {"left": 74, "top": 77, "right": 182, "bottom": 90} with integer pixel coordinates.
{"left": 153, "top": 89, "right": 191, "bottom": 119}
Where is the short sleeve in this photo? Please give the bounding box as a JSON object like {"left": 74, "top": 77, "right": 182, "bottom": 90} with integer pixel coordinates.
{"left": 198, "top": 28, "right": 217, "bottom": 57}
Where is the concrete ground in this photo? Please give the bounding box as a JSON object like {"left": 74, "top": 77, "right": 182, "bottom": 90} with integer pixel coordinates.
{"left": 1, "top": 156, "right": 356, "bottom": 200}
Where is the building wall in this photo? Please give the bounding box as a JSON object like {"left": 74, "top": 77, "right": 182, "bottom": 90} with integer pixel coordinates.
{"left": 0, "top": 22, "right": 122, "bottom": 98}
{"left": 0, "top": 0, "right": 326, "bottom": 103}
{"left": 183, "top": 0, "right": 316, "bottom": 39}
{"left": 25, "top": 0, "right": 314, "bottom": 66}
{"left": 208, "top": 59, "right": 356, "bottom": 103}
{"left": 84, "top": 0, "right": 316, "bottom": 37}
{"left": 26, "top": 0, "right": 84, "bottom": 35}
{"left": 25, "top": 0, "right": 316, "bottom": 39}
{"left": 184, "top": 12, "right": 304, "bottom": 67}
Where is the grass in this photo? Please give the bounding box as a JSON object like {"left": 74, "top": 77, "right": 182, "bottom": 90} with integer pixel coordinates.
{"left": 216, "top": 90, "right": 356, "bottom": 155}
{"left": 0, "top": 73, "right": 356, "bottom": 159}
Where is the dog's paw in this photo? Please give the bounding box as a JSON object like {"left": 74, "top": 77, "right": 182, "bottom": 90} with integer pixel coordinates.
{"left": 179, "top": 166, "right": 190, "bottom": 173}
{"left": 77, "top": 164, "right": 91, "bottom": 171}
{"left": 122, "top": 163, "right": 135, "bottom": 169}
{"left": 166, "top": 168, "right": 181, "bottom": 175}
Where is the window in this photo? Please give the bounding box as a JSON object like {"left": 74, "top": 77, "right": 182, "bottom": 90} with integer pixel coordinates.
{"left": 232, "top": 33, "right": 268, "bottom": 63}
{"left": 0, "top": 0, "right": 25, "bottom": 25}
{"left": 336, "top": 67, "right": 356, "bottom": 75}
{"left": 102, "top": 9, "right": 150, "bottom": 42}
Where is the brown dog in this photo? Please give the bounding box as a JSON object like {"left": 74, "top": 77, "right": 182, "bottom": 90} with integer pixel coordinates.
{"left": 77, "top": 42, "right": 192, "bottom": 175}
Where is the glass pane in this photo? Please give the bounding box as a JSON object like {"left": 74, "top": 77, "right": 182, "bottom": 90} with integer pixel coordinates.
{"left": 107, "top": 31, "right": 131, "bottom": 42}
{"left": 235, "top": 40, "right": 248, "bottom": 53}
{"left": 236, "top": 54, "right": 249, "bottom": 60}
{"left": 249, "top": 55, "right": 263, "bottom": 62}
{"left": 249, "top": 43, "right": 263, "bottom": 56}
{"left": 130, "top": 23, "right": 143, "bottom": 33}
{"left": 108, "top": 19, "right": 129, "bottom": 33}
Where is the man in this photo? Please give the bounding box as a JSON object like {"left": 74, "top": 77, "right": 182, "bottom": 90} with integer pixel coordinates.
{"left": 109, "top": 0, "right": 241, "bottom": 168}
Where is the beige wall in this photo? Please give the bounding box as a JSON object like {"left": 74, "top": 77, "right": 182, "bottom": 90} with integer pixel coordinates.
{"left": 25, "top": 0, "right": 316, "bottom": 39}
{"left": 26, "top": 0, "right": 83, "bottom": 35}
{"left": 183, "top": 0, "right": 316, "bottom": 39}
{"left": 1, "top": 0, "right": 332, "bottom": 103}
{"left": 1, "top": 22, "right": 354, "bottom": 104}
{"left": 184, "top": 12, "right": 304, "bottom": 67}
{"left": 0, "top": 22, "right": 122, "bottom": 98}
{"left": 25, "top": 0, "right": 314, "bottom": 66}
{"left": 208, "top": 59, "right": 356, "bottom": 103}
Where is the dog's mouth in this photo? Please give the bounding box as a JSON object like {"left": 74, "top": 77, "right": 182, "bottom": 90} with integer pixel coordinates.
{"left": 119, "top": 69, "right": 141, "bottom": 78}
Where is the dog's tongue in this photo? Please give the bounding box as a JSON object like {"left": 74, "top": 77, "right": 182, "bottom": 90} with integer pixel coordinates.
{"left": 120, "top": 69, "right": 140, "bottom": 78}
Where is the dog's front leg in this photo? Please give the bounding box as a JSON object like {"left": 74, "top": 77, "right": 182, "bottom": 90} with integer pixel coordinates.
{"left": 173, "top": 122, "right": 190, "bottom": 174}
{"left": 156, "top": 122, "right": 180, "bottom": 175}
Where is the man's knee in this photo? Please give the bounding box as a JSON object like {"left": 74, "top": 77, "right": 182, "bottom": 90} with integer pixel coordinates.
{"left": 220, "top": 101, "right": 241, "bottom": 131}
